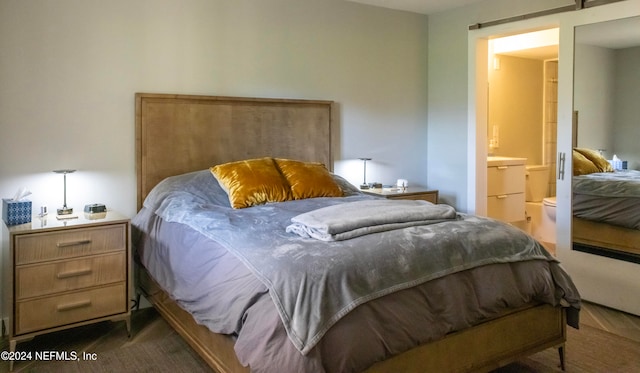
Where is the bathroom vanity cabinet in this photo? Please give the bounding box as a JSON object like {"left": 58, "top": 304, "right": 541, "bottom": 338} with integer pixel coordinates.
{"left": 487, "top": 157, "right": 526, "bottom": 223}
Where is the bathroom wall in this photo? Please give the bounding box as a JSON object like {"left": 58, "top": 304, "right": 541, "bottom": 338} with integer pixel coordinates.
{"left": 544, "top": 60, "right": 558, "bottom": 196}
{"left": 488, "top": 54, "right": 544, "bottom": 165}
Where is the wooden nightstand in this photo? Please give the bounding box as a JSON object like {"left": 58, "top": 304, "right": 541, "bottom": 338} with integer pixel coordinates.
{"left": 363, "top": 187, "right": 438, "bottom": 204}
{"left": 2, "top": 211, "right": 131, "bottom": 371}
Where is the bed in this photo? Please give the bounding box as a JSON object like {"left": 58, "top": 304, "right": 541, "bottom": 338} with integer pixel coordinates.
{"left": 571, "top": 148, "right": 640, "bottom": 262}
{"left": 133, "top": 93, "right": 580, "bottom": 373}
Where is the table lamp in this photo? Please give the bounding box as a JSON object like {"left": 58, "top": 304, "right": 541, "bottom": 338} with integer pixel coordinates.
{"left": 358, "top": 158, "right": 371, "bottom": 189}
{"left": 53, "top": 169, "right": 76, "bottom": 215}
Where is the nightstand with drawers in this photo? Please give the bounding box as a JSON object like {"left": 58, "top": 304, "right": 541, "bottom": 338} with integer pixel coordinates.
{"left": 363, "top": 187, "right": 438, "bottom": 204}
{"left": 2, "top": 211, "right": 131, "bottom": 371}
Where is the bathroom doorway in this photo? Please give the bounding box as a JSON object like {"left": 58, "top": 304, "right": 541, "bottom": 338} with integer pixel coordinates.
{"left": 486, "top": 28, "right": 559, "bottom": 252}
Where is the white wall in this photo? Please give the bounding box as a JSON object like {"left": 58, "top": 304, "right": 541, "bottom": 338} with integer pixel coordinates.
{"left": 614, "top": 46, "right": 640, "bottom": 169}
{"left": 0, "top": 0, "right": 428, "bottom": 220}
{"left": 0, "top": 0, "right": 428, "bottom": 321}
{"left": 573, "top": 44, "right": 616, "bottom": 154}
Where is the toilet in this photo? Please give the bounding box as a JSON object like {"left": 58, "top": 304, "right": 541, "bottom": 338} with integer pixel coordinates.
{"left": 525, "top": 165, "right": 549, "bottom": 202}
{"left": 542, "top": 196, "right": 556, "bottom": 221}
{"left": 525, "top": 165, "right": 556, "bottom": 245}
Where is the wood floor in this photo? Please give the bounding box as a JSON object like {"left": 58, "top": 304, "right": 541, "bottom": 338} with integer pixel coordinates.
{"left": 580, "top": 301, "right": 640, "bottom": 343}
{"left": 2, "top": 300, "right": 639, "bottom": 372}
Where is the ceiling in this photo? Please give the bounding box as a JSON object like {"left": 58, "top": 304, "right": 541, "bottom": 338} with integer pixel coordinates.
{"left": 346, "top": 0, "right": 487, "bottom": 15}
{"left": 347, "top": 1, "right": 640, "bottom": 60}
{"left": 497, "top": 45, "right": 559, "bottom": 60}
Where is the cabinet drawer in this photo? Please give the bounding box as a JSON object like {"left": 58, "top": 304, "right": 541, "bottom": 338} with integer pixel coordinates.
{"left": 388, "top": 192, "right": 438, "bottom": 203}
{"left": 487, "top": 165, "right": 525, "bottom": 196}
{"left": 487, "top": 193, "right": 525, "bottom": 222}
{"left": 14, "top": 224, "right": 126, "bottom": 265}
{"left": 16, "top": 252, "right": 126, "bottom": 300}
{"left": 15, "top": 283, "right": 127, "bottom": 335}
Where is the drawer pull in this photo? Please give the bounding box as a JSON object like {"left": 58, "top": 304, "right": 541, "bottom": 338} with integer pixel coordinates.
{"left": 496, "top": 195, "right": 508, "bottom": 199}
{"left": 497, "top": 166, "right": 508, "bottom": 170}
{"left": 56, "top": 300, "right": 92, "bottom": 312}
{"left": 57, "top": 239, "right": 92, "bottom": 248}
{"left": 56, "top": 268, "right": 93, "bottom": 279}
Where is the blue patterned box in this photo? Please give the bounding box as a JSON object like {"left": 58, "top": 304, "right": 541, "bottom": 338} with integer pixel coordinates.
{"left": 2, "top": 198, "right": 32, "bottom": 225}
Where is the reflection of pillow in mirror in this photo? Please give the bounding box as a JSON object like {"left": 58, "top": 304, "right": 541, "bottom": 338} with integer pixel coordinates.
{"left": 574, "top": 148, "right": 614, "bottom": 172}
{"left": 211, "top": 157, "right": 291, "bottom": 209}
{"left": 573, "top": 150, "right": 600, "bottom": 176}
{"left": 275, "top": 159, "right": 344, "bottom": 199}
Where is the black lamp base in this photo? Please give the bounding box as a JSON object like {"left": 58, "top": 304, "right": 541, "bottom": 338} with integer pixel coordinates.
{"left": 57, "top": 207, "right": 74, "bottom": 215}
{"left": 360, "top": 184, "right": 370, "bottom": 190}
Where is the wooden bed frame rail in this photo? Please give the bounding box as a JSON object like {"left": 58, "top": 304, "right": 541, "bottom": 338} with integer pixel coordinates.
{"left": 573, "top": 217, "right": 640, "bottom": 263}
{"left": 139, "top": 266, "right": 565, "bottom": 373}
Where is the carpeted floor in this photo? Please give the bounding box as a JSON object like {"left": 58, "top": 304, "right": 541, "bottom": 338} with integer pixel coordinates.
{"left": 4, "top": 308, "right": 640, "bottom": 373}
{"left": 19, "top": 333, "right": 211, "bottom": 373}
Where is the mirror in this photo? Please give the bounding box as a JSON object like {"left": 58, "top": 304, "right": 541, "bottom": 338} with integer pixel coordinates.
{"left": 571, "top": 16, "right": 640, "bottom": 263}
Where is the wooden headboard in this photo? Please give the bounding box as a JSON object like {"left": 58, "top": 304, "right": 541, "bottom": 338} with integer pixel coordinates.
{"left": 135, "top": 93, "right": 334, "bottom": 210}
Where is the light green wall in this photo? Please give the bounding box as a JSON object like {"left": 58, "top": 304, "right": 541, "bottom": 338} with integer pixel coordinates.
{"left": 0, "top": 0, "right": 428, "bottom": 218}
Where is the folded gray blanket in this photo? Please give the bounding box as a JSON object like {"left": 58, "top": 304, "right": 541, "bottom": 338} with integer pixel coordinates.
{"left": 286, "top": 199, "right": 458, "bottom": 241}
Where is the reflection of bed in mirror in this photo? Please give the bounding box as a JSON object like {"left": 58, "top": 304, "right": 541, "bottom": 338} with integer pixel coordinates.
{"left": 571, "top": 149, "right": 640, "bottom": 262}
{"left": 571, "top": 15, "right": 640, "bottom": 264}
{"left": 133, "top": 93, "right": 580, "bottom": 373}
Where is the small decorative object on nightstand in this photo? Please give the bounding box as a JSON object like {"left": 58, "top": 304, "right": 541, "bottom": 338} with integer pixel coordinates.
{"left": 363, "top": 186, "right": 438, "bottom": 204}
{"left": 2, "top": 211, "right": 131, "bottom": 372}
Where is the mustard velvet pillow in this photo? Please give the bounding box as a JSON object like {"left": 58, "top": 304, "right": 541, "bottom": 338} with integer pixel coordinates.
{"left": 211, "top": 157, "right": 291, "bottom": 208}
{"left": 573, "top": 150, "right": 600, "bottom": 176}
{"left": 275, "top": 159, "right": 344, "bottom": 200}
{"left": 574, "top": 148, "right": 614, "bottom": 172}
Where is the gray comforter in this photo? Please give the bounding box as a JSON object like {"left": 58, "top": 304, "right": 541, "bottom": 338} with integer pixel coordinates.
{"left": 133, "top": 170, "right": 581, "bottom": 373}
{"left": 573, "top": 170, "right": 640, "bottom": 229}
{"left": 573, "top": 170, "right": 640, "bottom": 197}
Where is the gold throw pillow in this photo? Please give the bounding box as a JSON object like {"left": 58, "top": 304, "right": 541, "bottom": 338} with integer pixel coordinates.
{"left": 572, "top": 150, "right": 600, "bottom": 176}
{"left": 275, "top": 159, "right": 344, "bottom": 200}
{"left": 574, "top": 148, "right": 614, "bottom": 173}
{"left": 211, "top": 157, "right": 291, "bottom": 208}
